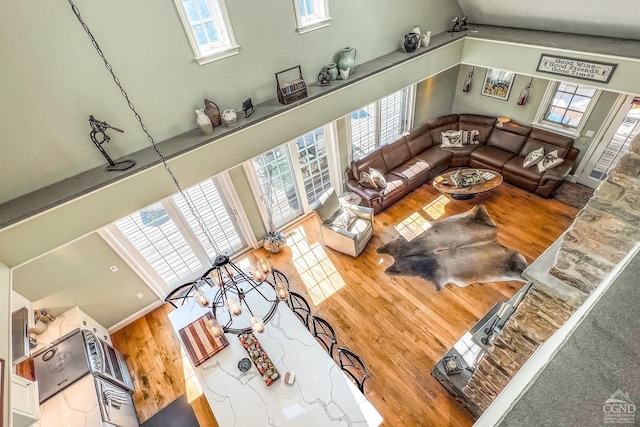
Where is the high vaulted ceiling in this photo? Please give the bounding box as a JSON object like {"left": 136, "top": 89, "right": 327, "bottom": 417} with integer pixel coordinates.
{"left": 457, "top": 0, "right": 640, "bottom": 41}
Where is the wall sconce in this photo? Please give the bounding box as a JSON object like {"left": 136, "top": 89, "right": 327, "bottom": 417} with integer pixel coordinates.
{"left": 462, "top": 66, "right": 474, "bottom": 93}
{"left": 517, "top": 77, "right": 534, "bottom": 106}
{"left": 496, "top": 117, "right": 511, "bottom": 128}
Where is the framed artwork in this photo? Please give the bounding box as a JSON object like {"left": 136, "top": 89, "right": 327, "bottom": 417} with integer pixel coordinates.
{"left": 481, "top": 68, "right": 516, "bottom": 101}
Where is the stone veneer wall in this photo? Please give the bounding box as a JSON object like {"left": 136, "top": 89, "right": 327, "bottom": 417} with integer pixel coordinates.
{"left": 462, "top": 135, "right": 640, "bottom": 414}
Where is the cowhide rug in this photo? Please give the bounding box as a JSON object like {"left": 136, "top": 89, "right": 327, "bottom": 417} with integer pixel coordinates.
{"left": 376, "top": 205, "right": 527, "bottom": 290}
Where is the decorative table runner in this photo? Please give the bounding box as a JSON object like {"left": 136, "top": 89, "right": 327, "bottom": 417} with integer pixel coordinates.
{"left": 179, "top": 312, "right": 229, "bottom": 366}
{"left": 238, "top": 332, "right": 280, "bottom": 386}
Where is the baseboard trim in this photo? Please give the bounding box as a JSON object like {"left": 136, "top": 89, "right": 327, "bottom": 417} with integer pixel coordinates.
{"left": 109, "top": 300, "right": 164, "bottom": 333}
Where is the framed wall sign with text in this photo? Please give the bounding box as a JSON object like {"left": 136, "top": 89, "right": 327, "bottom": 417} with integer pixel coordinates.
{"left": 537, "top": 54, "right": 616, "bottom": 83}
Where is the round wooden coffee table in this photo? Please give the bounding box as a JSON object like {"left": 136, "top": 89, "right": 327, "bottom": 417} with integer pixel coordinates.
{"left": 433, "top": 169, "right": 503, "bottom": 200}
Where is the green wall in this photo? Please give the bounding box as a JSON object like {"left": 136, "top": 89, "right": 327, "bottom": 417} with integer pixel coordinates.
{"left": 0, "top": 0, "right": 462, "bottom": 204}
{"left": 452, "top": 64, "right": 545, "bottom": 123}
{"left": 12, "top": 233, "right": 158, "bottom": 329}
{"left": 0, "top": 263, "right": 8, "bottom": 427}
{"left": 415, "top": 65, "right": 461, "bottom": 124}
{"left": 452, "top": 64, "right": 621, "bottom": 172}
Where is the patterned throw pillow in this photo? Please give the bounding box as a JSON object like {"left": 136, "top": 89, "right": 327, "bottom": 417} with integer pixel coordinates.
{"left": 368, "top": 167, "right": 387, "bottom": 189}
{"left": 358, "top": 171, "right": 376, "bottom": 189}
{"left": 330, "top": 207, "right": 357, "bottom": 230}
{"left": 523, "top": 147, "right": 545, "bottom": 168}
{"left": 441, "top": 130, "right": 464, "bottom": 147}
{"left": 537, "top": 150, "right": 564, "bottom": 172}
{"left": 461, "top": 129, "right": 480, "bottom": 145}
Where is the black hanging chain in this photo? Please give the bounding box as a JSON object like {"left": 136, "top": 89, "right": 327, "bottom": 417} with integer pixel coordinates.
{"left": 68, "top": 0, "right": 221, "bottom": 257}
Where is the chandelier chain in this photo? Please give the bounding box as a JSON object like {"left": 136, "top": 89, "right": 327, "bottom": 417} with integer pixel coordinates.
{"left": 68, "top": 0, "right": 221, "bottom": 255}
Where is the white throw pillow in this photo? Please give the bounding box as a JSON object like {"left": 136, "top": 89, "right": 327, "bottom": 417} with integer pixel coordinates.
{"left": 441, "top": 130, "right": 464, "bottom": 148}
{"left": 537, "top": 150, "right": 564, "bottom": 172}
{"left": 368, "top": 167, "right": 387, "bottom": 190}
{"left": 330, "top": 207, "right": 357, "bottom": 230}
{"left": 523, "top": 147, "right": 545, "bottom": 168}
{"left": 461, "top": 129, "right": 480, "bottom": 145}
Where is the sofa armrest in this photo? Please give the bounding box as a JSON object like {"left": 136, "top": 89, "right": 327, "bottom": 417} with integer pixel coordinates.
{"left": 348, "top": 205, "right": 374, "bottom": 223}
{"left": 346, "top": 180, "right": 382, "bottom": 202}
{"left": 540, "top": 160, "right": 574, "bottom": 185}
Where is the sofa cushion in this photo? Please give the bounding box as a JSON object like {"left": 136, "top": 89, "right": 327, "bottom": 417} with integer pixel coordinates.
{"left": 415, "top": 146, "right": 454, "bottom": 168}
{"left": 381, "top": 138, "right": 412, "bottom": 171}
{"left": 368, "top": 167, "right": 387, "bottom": 189}
{"left": 486, "top": 128, "right": 528, "bottom": 154}
{"left": 380, "top": 174, "right": 408, "bottom": 197}
{"left": 444, "top": 145, "right": 478, "bottom": 159}
{"left": 518, "top": 129, "right": 574, "bottom": 158}
{"left": 459, "top": 114, "right": 496, "bottom": 143}
{"left": 389, "top": 159, "right": 431, "bottom": 181}
{"left": 428, "top": 114, "right": 459, "bottom": 145}
{"left": 407, "top": 124, "right": 434, "bottom": 156}
{"left": 504, "top": 157, "right": 544, "bottom": 182}
{"left": 351, "top": 148, "right": 388, "bottom": 179}
{"left": 470, "top": 145, "right": 517, "bottom": 170}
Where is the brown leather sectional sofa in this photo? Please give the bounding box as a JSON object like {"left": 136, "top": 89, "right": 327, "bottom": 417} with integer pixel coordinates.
{"left": 346, "top": 114, "right": 578, "bottom": 214}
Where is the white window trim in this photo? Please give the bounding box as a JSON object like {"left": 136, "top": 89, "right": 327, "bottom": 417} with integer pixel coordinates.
{"left": 532, "top": 80, "right": 601, "bottom": 138}
{"left": 100, "top": 174, "right": 251, "bottom": 296}
{"left": 173, "top": 0, "right": 240, "bottom": 65}
{"left": 292, "top": 0, "right": 332, "bottom": 34}
{"left": 217, "top": 171, "right": 259, "bottom": 249}
{"left": 347, "top": 84, "right": 416, "bottom": 161}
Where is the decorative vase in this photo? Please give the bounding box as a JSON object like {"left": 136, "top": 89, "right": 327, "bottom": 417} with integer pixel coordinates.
{"left": 195, "top": 109, "right": 214, "bottom": 135}
{"left": 222, "top": 109, "right": 238, "bottom": 126}
{"left": 402, "top": 33, "right": 421, "bottom": 53}
{"left": 422, "top": 31, "right": 431, "bottom": 48}
{"left": 339, "top": 67, "right": 350, "bottom": 80}
{"left": 337, "top": 47, "right": 357, "bottom": 75}
{"left": 326, "top": 63, "right": 338, "bottom": 81}
{"left": 264, "top": 230, "right": 286, "bottom": 253}
{"left": 203, "top": 99, "right": 222, "bottom": 127}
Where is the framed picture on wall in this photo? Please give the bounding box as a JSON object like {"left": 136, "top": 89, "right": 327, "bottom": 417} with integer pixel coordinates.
{"left": 481, "top": 68, "right": 516, "bottom": 101}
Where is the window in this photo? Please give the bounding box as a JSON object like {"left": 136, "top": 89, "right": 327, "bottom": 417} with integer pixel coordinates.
{"left": 534, "top": 81, "right": 600, "bottom": 137}
{"left": 174, "top": 0, "right": 239, "bottom": 65}
{"left": 293, "top": 0, "right": 331, "bottom": 34}
{"left": 348, "top": 86, "right": 415, "bottom": 160}
{"left": 295, "top": 127, "right": 332, "bottom": 206}
{"left": 103, "top": 175, "right": 248, "bottom": 290}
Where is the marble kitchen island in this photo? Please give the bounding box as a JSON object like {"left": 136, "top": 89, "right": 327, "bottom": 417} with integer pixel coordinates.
{"left": 168, "top": 294, "right": 382, "bottom": 427}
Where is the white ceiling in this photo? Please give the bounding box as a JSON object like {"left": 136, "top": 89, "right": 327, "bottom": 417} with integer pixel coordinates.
{"left": 457, "top": 0, "right": 640, "bottom": 41}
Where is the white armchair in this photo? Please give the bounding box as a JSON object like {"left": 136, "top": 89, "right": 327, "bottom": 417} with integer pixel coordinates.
{"left": 313, "top": 189, "right": 374, "bottom": 257}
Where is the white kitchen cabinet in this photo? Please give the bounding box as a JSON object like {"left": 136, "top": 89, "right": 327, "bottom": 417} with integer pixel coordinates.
{"left": 11, "top": 374, "right": 39, "bottom": 427}
{"left": 32, "top": 306, "right": 112, "bottom": 353}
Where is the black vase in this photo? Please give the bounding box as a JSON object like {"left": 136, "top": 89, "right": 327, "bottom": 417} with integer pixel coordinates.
{"left": 403, "top": 33, "right": 420, "bottom": 53}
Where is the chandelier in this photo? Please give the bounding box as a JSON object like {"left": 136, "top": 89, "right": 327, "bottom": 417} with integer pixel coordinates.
{"left": 192, "top": 255, "right": 290, "bottom": 337}
{"left": 67, "top": 1, "right": 290, "bottom": 337}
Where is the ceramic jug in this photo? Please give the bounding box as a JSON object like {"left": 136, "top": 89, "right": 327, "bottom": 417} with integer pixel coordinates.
{"left": 337, "top": 47, "right": 357, "bottom": 74}
{"left": 411, "top": 26, "right": 422, "bottom": 47}
{"left": 222, "top": 109, "right": 237, "bottom": 127}
{"left": 326, "top": 63, "right": 339, "bottom": 81}
{"left": 195, "top": 109, "right": 213, "bottom": 135}
{"left": 339, "top": 67, "right": 351, "bottom": 80}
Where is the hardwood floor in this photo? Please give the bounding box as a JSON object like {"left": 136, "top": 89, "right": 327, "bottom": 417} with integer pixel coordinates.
{"left": 112, "top": 181, "right": 578, "bottom": 426}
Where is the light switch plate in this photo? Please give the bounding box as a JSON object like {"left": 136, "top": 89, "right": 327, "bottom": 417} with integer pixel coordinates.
{"left": 585, "top": 130, "right": 595, "bottom": 137}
